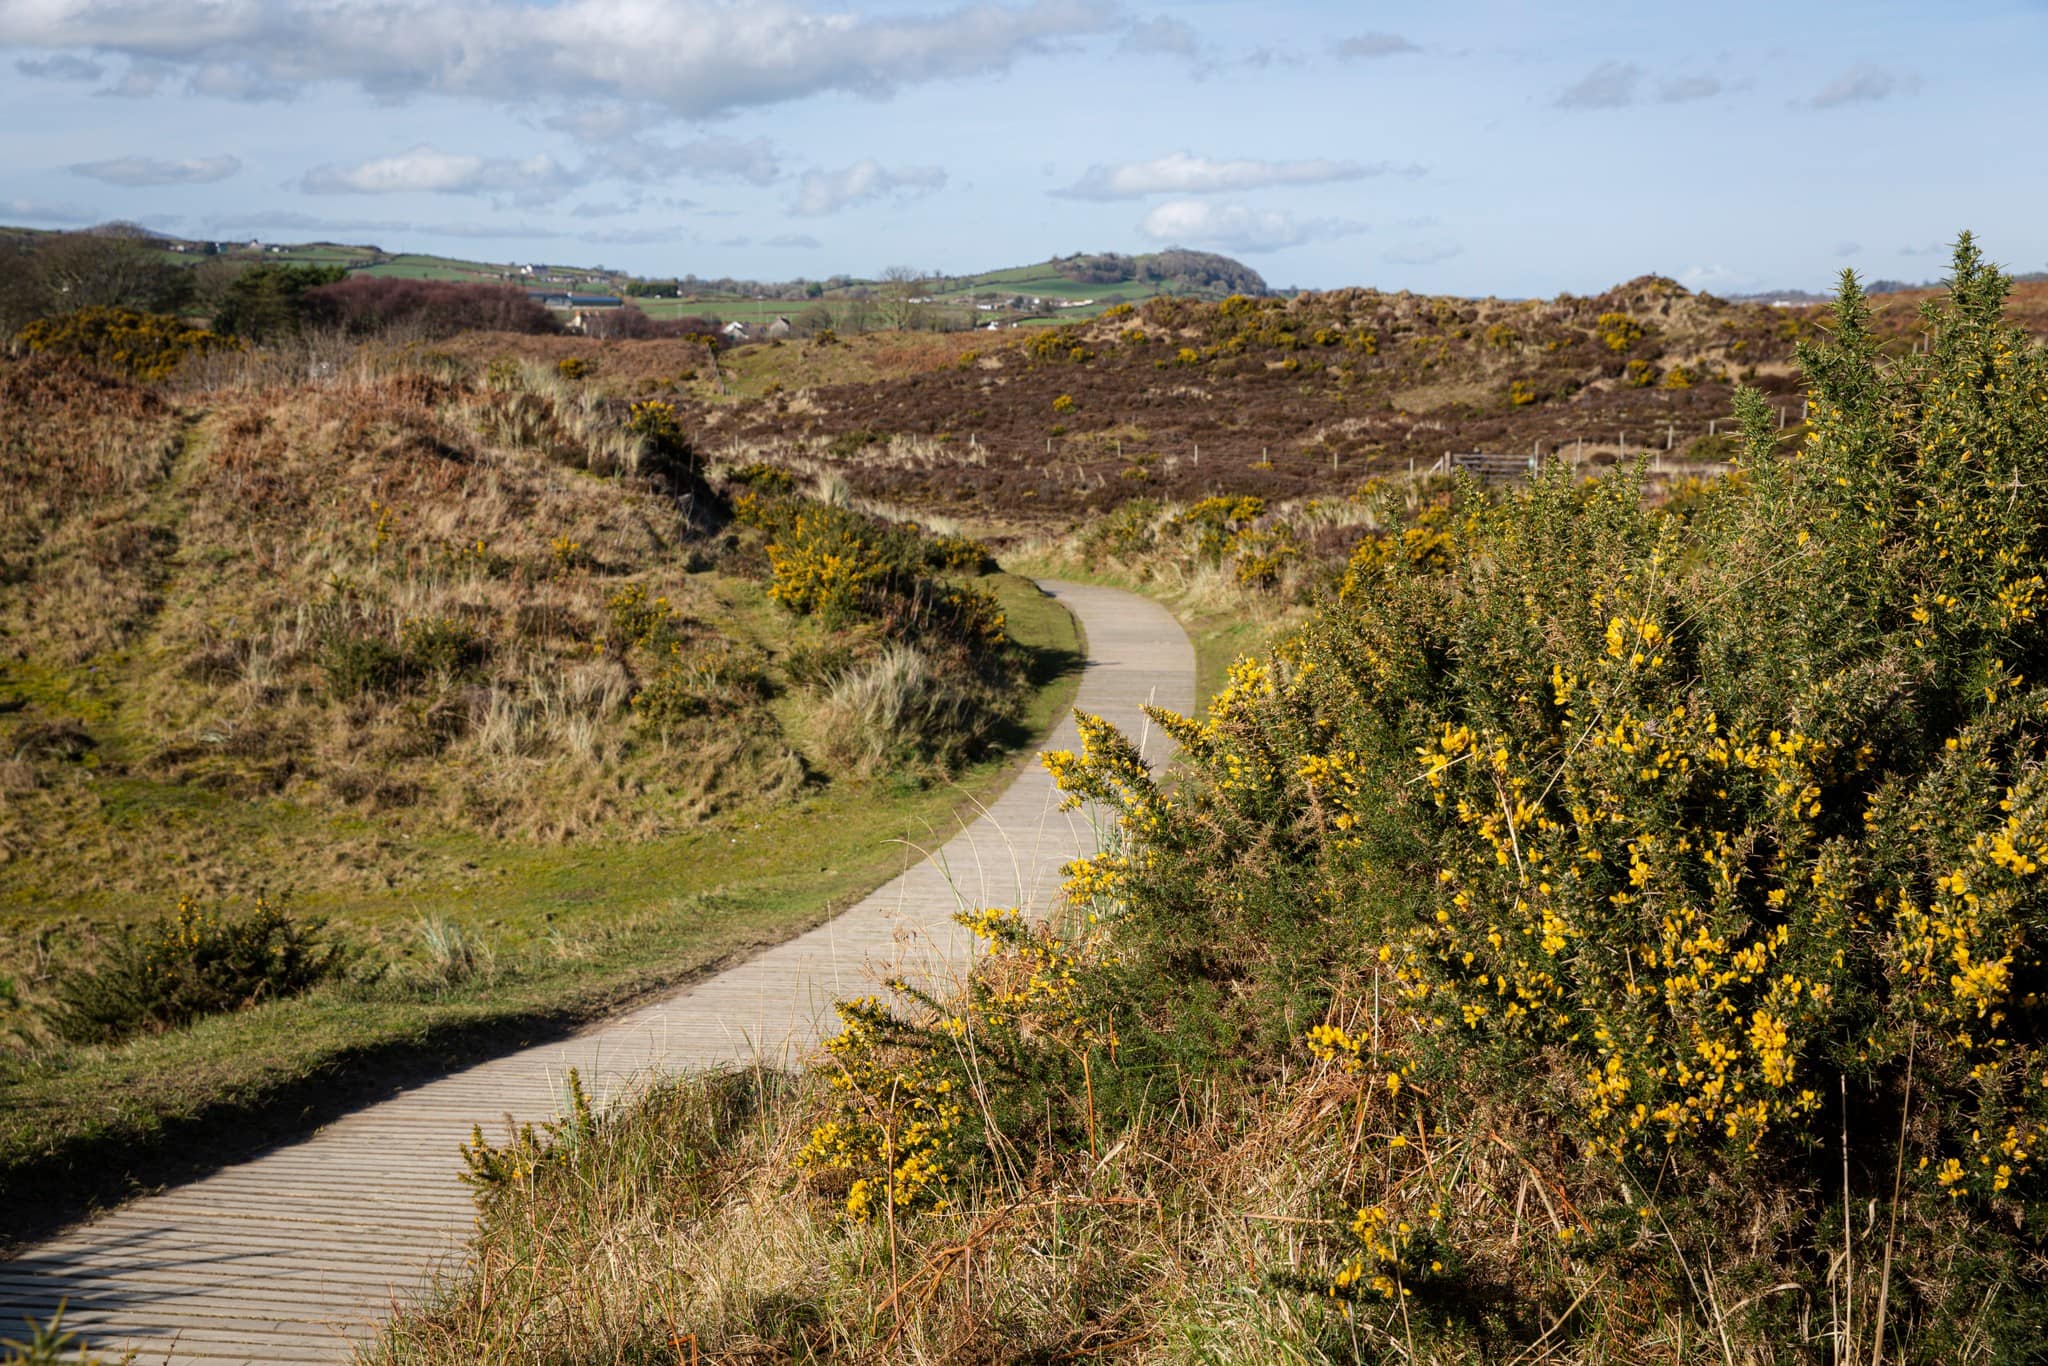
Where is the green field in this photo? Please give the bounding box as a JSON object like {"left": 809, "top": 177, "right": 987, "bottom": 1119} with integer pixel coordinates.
{"left": 0, "top": 223, "right": 1248, "bottom": 333}
{"left": 356, "top": 251, "right": 512, "bottom": 281}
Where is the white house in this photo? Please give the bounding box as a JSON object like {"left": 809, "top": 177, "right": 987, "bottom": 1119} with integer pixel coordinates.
{"left": 721, "top": 320, "right": 750, "bottom": 341}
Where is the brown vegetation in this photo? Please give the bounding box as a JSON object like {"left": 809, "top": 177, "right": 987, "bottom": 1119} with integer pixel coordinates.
{"left": 670, "top": 277, "right": 1837, "bottom": 523}
{"left": 0, "top": 351, "right": 1021, "bottom": 922}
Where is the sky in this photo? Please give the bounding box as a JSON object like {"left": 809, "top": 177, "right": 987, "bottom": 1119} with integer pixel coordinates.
{"left": 2, "top": 0, "right": 2043, "bottom": 295}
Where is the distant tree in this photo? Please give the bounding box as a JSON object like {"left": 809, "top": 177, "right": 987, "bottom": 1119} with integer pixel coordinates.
{"left": 2, "top": 229, "right": 194, "bottom": 338}
{"left": 211, "top": 264, "right": 348, "bottom": 341}
{"left": 1134, "top": 249, "right": 1267, "bottom": 296}
{"left": 876, "top": 265, "right": 935, "bottom": 331}
{"left": 299, "top": 277, "right": 561, "bottom": 338}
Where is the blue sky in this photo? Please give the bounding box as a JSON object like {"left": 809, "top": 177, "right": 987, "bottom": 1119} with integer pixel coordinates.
{"left": 2, "top": 0, "right": 2042, "bottom": 294}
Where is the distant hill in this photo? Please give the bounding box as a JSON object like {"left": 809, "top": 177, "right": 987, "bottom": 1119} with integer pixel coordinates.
{"left": 0, "top": 223, "right": 1267, "bottom": 330}
{"left": 933, "top": 250, "right": 1266, "bottom": 300}
{"left": 1736, "top": 269, "right": 2048, "bottom": 304}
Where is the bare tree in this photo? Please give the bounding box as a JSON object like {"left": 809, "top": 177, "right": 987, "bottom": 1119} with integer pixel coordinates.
{"left": 876, "top": 264, "right": 934, "bottom": 332}
{"left": 27, "top": 228, "right": 192, "bottom": 316}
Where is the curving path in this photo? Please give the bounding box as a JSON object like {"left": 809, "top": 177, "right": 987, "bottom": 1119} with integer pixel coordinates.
{"left": 0, "top": 581, "right": 1195, "bottom": 1364}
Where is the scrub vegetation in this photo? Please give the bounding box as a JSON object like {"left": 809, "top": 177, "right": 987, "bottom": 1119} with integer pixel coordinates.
{"left": 373, "top": 240, "right": 2048, "bottom": 1361}
{"left": 0, "top": 342, "right": 1081, "bottom": 1240}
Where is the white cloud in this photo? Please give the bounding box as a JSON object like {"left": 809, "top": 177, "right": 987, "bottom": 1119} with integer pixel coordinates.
{"left": 1333, "top": 31, "right": 1417, "bottom": 59}
{"left": 1121, "top": 15, "right": 1198, "bottom": 58}
{"left": 202, "top": 208, "right": 568, "bottom": 240}
{"left": 207, "top": 210, "right": 406, "bottom": 233}
{"left": 792, "top": 160, "right": 945, "bottom": 216}
{"left": 1556, "top": 60, "right": 1641, "bottom": 109}
{"left": 186, "top": 61, "right": 294, "bottom": 100}
{"left": 546, "top": 103, "right": 659, "bottom": 143}
{"left": 302, "top": 146, "right": 577, "bottom": 202}
{"left": 1058, "top": 151, "right": 1410, "bottom": 200}
{"left": 1658, "top": 75, "right": 1721, "bottom": 103}
{"left": 0, "top": 0, "right": 1117, "bottom": 120}
{"left": 15, "top": 53, "right": 102, "bottom": 80}
{"left": 1805, "top": 65, "right": 1919, "bottom": 109}
{"left": 1138, "top": 199, "right": 1365, "bottom": 254}
{"left": 1677, "top": 263, "right": 1753, "bottom": 291}
{"left": 97, "top": 59, "right": 172, "bottom": 97}
{"left": 766, "top": 233, "right": 822, "bottom": 248}
{"left": 2, "top": 196, "right": 99, "bottom": 223}
{"left": 581, "top": 226, "right": 675, "bottom": 245}
{"left": 597, "top": 136, "right": 782, "bottom": 186}
{"left": 1383, "top": 239, "right": 1461, "bottom": 267}
{"left": 70, "top": 154, "right": 241, "bottom": 186}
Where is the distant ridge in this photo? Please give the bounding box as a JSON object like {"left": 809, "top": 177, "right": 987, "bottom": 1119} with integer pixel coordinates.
{"left": 1734, "top": 269, "right": 2048, "bottom": 305}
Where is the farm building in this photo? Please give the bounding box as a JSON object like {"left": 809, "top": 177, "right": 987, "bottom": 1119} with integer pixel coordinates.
{"left": 765, "top": 316, "right": 793, "bottom": 340}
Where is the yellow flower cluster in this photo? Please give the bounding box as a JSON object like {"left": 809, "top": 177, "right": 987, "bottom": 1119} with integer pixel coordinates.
{"left": 1330, "top": 1205, "right": 1416, "bottom": 1302}
{"left": 799, "top": 996, "right": 965, "bottom": 1220}
{"left": 1042, "top": 711, "right": 1161, "bottom": 816}
{"left": 765, "top": 508, "right": 889, "bottom": 625}
{"left": 1400, "top": 696, "right": 1861, "bottom": 1157}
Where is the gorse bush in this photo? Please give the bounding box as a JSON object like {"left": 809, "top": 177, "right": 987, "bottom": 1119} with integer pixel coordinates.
{"left": 629, "top": 639, "right": 770, "bottom": 734}
{"left": 44, "top": 895, "right": 345, "bottom": 1044}
{"left": 792, "top": 240, "right": 2048, "bottom": 1352}
{"left": 16, "top": 307, "right": 241, "bottom": 382}
{"left": 1063, "top": 241, "right": 2048, "bottom": 1324}
{"left": 765, "top": 505, "right": 892, "bottom": 628}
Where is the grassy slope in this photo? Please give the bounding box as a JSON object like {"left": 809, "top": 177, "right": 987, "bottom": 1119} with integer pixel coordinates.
{"left": 0, "top": 569, "right": 1079, "bottom": 1245}
{"left": 0, "top": 351, "right": 1087, "bottom": 1244}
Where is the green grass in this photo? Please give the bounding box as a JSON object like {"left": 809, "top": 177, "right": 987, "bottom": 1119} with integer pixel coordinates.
{"left": 0, "top": 570, "right": 1082, "bottom": 1246}
{"left": 357, "top": 253, "right": 513, "bottom": 282}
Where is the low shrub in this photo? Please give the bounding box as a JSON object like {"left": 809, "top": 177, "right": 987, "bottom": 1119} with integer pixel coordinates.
{"left": 630, "top": 640, "right": 770, "bottom": 733}
{"left": 783, "top": 639, "right": 857, "bottom": 692}
{"left": 1010, "top": 242, "right": 2048, "bottom": 1345}
{"left": 300, "top": 276, "right": 560, "bottom": 339}
{"left": 1596, "top": 309, "right": 1646, "bottom": 352}
{"left": 16, "top": 307, "right": 241, "bottom": 382}
{"left": 624, "top": 399, "right": 693, "bottom": 484}
{"left": 724, "top": 461, "right": 796, "bottom": 496}
{"left": 922, "top": 532, "right": 994, "bottom": 574}
{"left": 766, "top": 507, "right": 891, "bottom": 628}
{"left": 44, "top": 895, "right": 345, "bottom": 1044}
{"left": 815, "top": 644, "right": 991, "bottom": 776}
{"left": 1167, "top": 493, "right": 1264, "bottom": 562}
{"left": 826, "top": 430, "right": 885, "bottom": 459}
{"left": 319, "top": 632, "right": 406, "bottom": 698}
{"left": 399, "top": 615, "right": 487, "bottom": 680}
{"left": 603, "top": 584, "right": 678, "bottom": 654}
{"left": 752, "top": 239, "right": 2048, "bottom": 1355}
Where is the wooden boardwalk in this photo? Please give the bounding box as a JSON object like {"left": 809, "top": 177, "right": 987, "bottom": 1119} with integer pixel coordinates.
{"left": 0, "top": 581, "right": 1196, "bottom": 1363}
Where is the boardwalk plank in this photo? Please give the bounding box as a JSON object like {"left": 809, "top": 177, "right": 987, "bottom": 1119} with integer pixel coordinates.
{"left": 0, "top": 583, "right": 1193, "bottom": 1364}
